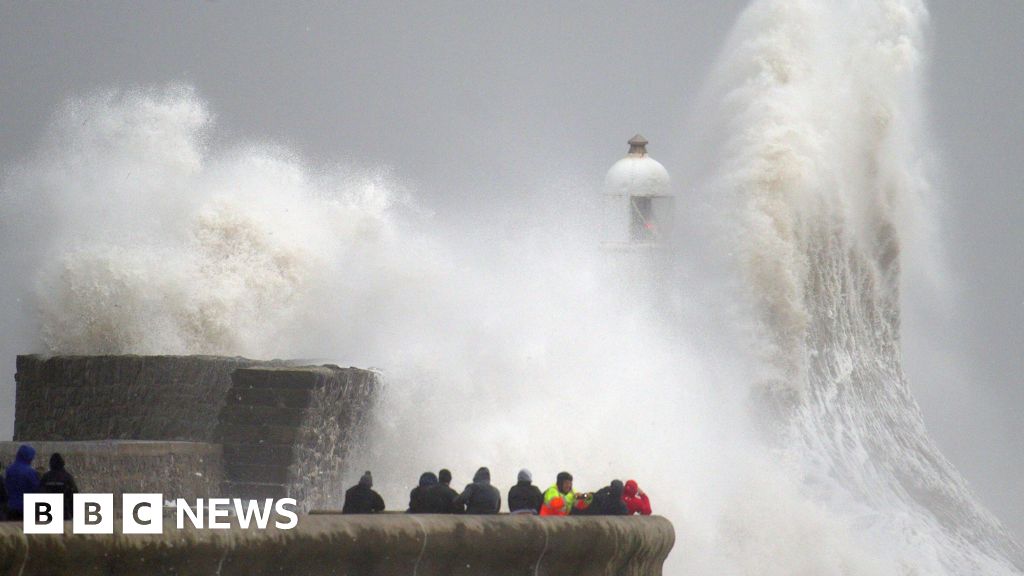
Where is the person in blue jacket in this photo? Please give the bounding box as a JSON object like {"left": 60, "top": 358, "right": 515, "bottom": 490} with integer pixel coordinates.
{"left": 5, "top": 444, "right": 40, "bottom": 521}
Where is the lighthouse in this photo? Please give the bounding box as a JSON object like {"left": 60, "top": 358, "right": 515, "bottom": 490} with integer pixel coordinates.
{"left": 602, "top": 135, "right": 674, "bottom": 250}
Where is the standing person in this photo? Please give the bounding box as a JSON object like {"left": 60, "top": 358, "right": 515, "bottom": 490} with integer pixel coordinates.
{"left": 342, "top": 471, "right": 385, "bottom": 514}
{"left": 584, "top": 480, "right": 629, "bottom": 516}
{"left": 40, "top": 453, "right": 78, "bottom": 520}
{"left": 5, "top": 445, "right": 40, "bottom": 521}
{"left": 507, "top": 469, "right": 543, "bottom": 514}
{"left": 622, "top": 479, "right": 652, "bottom": 515}
{"left": 453, "top": 467, "right": 500, "bottom": 514}
{"left": 541, "top": 471, "right": 579, "bottom": 516}
{"left": 407, "top": 472, "right": 438, "bottom": 513}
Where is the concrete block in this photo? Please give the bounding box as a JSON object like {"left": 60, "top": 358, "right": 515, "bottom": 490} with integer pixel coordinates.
{"left": 224, "top": 387, "right": 311, "bottom": 409}
{"left": 222, "top": 482, "right": 289, "bottom": 500}
{"left": 14, "top": 355, "right": 276, "bottom": 442}
{"left": 221, "top": 444, "right": 294, "bottom": 467}
{"left": 225, "top": 461, "right": 291, "bottom": 483}
{"left": 216, "top": 423, "right": 301, "bottom": 445}
{"left": 218, "top": 405, "right": 306, "bottom": 427}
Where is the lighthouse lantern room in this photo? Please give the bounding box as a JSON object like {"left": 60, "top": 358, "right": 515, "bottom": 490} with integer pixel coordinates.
{"left": 603, "top": 134, "right": 674, "bottom": 248}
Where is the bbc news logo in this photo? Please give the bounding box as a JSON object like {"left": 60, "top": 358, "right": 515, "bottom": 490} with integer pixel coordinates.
{"left": 23, "top": 494, "right": 299, "bottom": 534}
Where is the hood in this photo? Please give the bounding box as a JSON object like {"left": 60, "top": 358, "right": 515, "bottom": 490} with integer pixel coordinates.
{"left": 610, "top": 480, "right": 625, "bottom": 498}
{"left": 50, "top": 452, "right": 65, "bottom": 471}
{"left": 473, "top": 467, "right": 491, "bottom": 484}
{"left": 624, "top": 480, "right": 638, "bottom": 497}
{"left": 359, "top": 471, "right": 373, "bottom": 487}
{"left": 15, "top": 444, "right": 35, "bottom": 465}
{"left": 517, "top": 469, "right": 532, "bottom": 483}
{"left": 419, "top": 472, "right": 438, "bottom": 487}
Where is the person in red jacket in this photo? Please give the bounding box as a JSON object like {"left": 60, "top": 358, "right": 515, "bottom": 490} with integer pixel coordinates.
{"left": 622, "top": 479, "right": 651, "bottom": 515}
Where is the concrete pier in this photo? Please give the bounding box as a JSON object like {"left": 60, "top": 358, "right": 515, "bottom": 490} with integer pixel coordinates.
{"left": 0, "top": 514, "right": 674, "bottom": 576}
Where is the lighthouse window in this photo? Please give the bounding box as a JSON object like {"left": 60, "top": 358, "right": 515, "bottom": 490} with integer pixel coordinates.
{"left": 630, "top": 196, "right": 657, "bottom": 242}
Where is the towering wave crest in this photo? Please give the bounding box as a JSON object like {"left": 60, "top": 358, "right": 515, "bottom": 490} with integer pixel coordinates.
{"left": 709, "top": 0, "right": 1022, "bottom": 573}
{"left": 0, "top": 1, "right": 1020, "bottom": 574}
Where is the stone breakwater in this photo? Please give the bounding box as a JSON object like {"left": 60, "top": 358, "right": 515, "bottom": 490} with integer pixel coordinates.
{"left": 0, "top": 514, "right": 675, "bottom": 576}
{"left": 0, "top": 441, "right": 222, "bottom": 502}
{"left": 14, "top": 355, "right": 269, "bottom": 442}
{"left": 12, "top": 355, "right": 379, "bottom": 508}
{"left": 216, "top": 365, "right": 378, "bottom": 507}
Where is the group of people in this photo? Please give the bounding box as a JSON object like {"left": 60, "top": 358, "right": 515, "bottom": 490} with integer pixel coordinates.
{"left": 342, "top": 467, "right": 652, "bottom": 516}
{"left": 0, "top": 444, "right": 80, "bottom": 521}
{"left": 2, "top": 444, "right": 654, "bottom": 521}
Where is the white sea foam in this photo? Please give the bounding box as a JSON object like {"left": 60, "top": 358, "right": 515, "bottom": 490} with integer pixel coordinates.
{"left": 702, "top": 0, "right": 1022, "bottom": 573}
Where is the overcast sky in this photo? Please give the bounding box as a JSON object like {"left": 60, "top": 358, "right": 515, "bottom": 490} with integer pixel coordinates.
{"left": 1, "top": 0, "right": 1021, "bottom": 537}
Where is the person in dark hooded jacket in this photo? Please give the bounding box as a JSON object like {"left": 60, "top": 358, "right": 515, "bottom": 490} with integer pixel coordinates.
{"left": 407, "top": 472, "right": 439, "bottom": 513}
{"left": 453, "top": 467, "right": 500, "bottom": 514}
{"left": 578, "top": 480, "right": 629, "bottom": 516}
{"left": 342, "top": 471, "right": 385, "bottom": 514}
{"left": 507, "top": 469, "right": 543, "bottom": 514}
{"left": 40, "top": 453, "right": 78, "bottom": 520}
{"left": 432, "top": 469, "right": 458, "bottom": 513}
{"left": 5, "top": 445, "right": 40, "bottom": 521}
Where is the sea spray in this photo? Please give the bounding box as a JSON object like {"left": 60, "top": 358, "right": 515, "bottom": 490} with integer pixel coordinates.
{"left": 0, "top": 85, "right": 750, "bottom": 574}
{"left": 706, "top": 0, "right": 1022, "bottom": 573}
{"left": 2, "top": 87, "right": 441, "bottom": 359}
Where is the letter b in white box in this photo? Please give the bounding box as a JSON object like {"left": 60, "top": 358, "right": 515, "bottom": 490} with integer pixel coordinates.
{"left": 73, "top": 494, "right": 113, "bottom": 534}
{"left": 23, "top": 493, "right": 63, "bottom": 534}
{"left": 123, "top": 494, "right": 163, "bottom": 534}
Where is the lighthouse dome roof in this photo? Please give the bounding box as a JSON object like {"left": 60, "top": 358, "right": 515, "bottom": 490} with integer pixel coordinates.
{"left": 604, "top": 134, "right": 670, "bottom": 197}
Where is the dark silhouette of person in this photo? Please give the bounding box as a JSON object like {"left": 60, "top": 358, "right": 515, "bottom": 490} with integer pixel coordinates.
{"left": 40, "top": 453, "right": 79, "bottom": 520}
{"left": 578, "top": 480, "right": 629, "bottom": 516}
{"left": 433, "top": 469, "right": 459, "bottom": 513}
{"left": 342, "top": 471, "right": 385, "bottom": 514}
{"left": 507, "top": 468, "right": 543, "bottom": 514}
{"left": 454, "top": 467, "right": 500, "bottom": 514}
{"left": 407, "top": 471, "right": 439, "bottom": 513}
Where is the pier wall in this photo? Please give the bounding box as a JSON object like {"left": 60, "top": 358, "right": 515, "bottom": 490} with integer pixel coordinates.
{"left": 11, "top": 356, "right": 378, "bottom": 508}
{"left": 0, "top": 441, "right": 223, "bottom": 501}
{"left": 216, "top": 365, "right": 378, "bottom": 507}
{"left": 0, "top": 515, "right": 675, "bottom": 576}
{"left": 14, "top": 355, "right": 267, "bottom": 442}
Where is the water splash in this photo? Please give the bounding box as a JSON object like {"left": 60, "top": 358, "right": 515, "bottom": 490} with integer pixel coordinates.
{"left": 2, "top": 86, "right": 435, "bottom": 359}
{"left": 708, "top": 0, "right": 1022, "bottom": 573}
